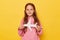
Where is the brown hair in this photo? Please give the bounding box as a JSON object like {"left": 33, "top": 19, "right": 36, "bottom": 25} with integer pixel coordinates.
{"left": 24, "top": 3, "right": 40, "bottom": 25}
{"left": 23, "top": 3, "right": 41, "bottom": 33}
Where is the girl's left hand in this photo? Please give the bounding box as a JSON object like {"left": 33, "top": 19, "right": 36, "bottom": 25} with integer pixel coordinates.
{"left": 36, "top": 25, "right": 40, "bottom": 31}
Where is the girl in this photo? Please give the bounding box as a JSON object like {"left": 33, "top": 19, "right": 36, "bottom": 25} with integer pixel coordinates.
{"left": 18, "top": 3, "right": 43, "bottom": 40}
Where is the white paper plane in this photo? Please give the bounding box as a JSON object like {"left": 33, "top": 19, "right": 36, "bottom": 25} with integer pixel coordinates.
{"left": 23, "top": 18, "right": 37, "bottom": 31}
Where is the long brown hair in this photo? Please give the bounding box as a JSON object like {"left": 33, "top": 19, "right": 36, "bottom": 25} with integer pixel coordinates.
{"left": 23, "top": 3, "right": 41, "bottom": 33}
{"left": 24, "top": 3, "right": 41, "bottom": 25}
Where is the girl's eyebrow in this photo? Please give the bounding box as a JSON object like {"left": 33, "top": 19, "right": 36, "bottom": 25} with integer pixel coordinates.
{"left": 31, "top": 9, "right": 33, "bottom": 10}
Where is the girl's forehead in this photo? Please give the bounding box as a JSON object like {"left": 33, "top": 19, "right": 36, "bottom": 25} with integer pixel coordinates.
{"left": 26, "top": 5, "right": 33, "bottom": 8}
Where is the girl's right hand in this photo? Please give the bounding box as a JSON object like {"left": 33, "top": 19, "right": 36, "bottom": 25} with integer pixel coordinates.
{"left": 19, "top": 26, "right": 24, "bottom": 29}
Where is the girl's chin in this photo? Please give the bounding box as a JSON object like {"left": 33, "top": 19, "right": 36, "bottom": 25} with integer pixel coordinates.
{"left": 27, "top": 14, "right": 33, "bottom": 17}
{"left": 28, "top": 15, "right": 32, "bottom": 17}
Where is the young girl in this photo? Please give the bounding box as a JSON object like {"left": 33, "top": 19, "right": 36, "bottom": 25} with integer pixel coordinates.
{"left": 18, "top": 3, "right": 43, "bottom": 40}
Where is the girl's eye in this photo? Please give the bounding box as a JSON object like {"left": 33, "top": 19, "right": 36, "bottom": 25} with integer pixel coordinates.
{"left": 26, "top": 9, "right": 29, "bottom": 11}
{"left": 30, "top": 9, "right": 33, "bottom": 10}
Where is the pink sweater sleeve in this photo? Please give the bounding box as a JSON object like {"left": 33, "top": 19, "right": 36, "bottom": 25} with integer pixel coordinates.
{"left": 36, "top": 24, "right": 43, "bottom": 36}
{"left": 18, "top": 19, "right": 25, "bottom": 37}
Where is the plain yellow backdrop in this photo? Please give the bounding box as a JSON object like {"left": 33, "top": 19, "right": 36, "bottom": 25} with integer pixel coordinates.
{"left": 0, "top": 0, "right": 60, "bottom": 40}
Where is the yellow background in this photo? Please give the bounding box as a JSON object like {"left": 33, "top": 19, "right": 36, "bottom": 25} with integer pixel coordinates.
{"left": 0, "top": 0, "right": 60, "bottom": 40}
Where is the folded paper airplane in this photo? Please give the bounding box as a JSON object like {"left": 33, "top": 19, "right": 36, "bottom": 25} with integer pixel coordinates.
{"left": 23, "top": 19, "right": 37, "bottom": 31}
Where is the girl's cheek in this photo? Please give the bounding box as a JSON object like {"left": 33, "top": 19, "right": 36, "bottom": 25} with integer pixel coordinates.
{"left": 31, "top": 11, "right": 34, "bottom": 14}
{"left": 26, "top": 11, "right": 29, "bottom": 14}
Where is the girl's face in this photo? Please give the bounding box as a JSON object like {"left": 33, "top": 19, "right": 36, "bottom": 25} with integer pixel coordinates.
{"left": 25, "top": 5, "right": 34, "bottom": 17}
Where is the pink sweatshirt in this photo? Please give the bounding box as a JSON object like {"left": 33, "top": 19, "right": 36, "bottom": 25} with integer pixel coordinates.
{"left": 18, "top": 17, "right": 43, "bottom": 40}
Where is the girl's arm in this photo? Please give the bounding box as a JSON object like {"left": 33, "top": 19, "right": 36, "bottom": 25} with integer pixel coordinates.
{"left": 18, "top": 19, "right": 25, "bottom": 37}
{"left": 36, "top": 24, "right": 43, "bottom": 36}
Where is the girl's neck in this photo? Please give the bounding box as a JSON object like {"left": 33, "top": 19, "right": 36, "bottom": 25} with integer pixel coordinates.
{"left": 28, "top": 16, "right": 33, "bottom": 18}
